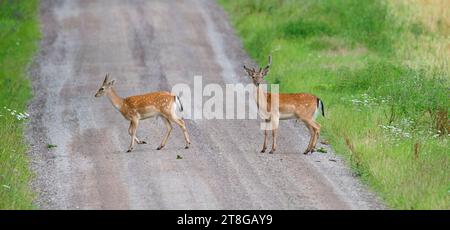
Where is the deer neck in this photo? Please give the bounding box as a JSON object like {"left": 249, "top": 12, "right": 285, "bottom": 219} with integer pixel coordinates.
{"left": 106, "top": 88, "right": 124, "bottom": 111}
{"left": 254, "top": 84, "right": 270, "bottom": 117}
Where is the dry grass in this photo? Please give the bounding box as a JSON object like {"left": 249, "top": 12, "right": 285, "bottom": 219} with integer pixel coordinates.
{"left": 389, "top": 0, "right": 450, "bottom": 75}
{"left": 392, "top": 0, "right": 450, "bottom": 35}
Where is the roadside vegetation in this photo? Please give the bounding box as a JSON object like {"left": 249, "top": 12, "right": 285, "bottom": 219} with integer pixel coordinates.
{"left": 219, "top": 0, "right": 449, "bottom": 209}
{"left": 0, "top": 0, "right": 40, "bottom": 209}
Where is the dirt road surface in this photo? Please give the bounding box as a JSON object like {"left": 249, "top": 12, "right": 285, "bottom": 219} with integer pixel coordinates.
{"left": 28, "top": 0, "right": 384, "bottom": 209}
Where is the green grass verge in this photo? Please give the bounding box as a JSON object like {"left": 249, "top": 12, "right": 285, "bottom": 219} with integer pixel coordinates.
{"left": 0, "top": 0, "right": 40, "bottom": 209}
{"left": 219, "top": 0, "right": 449, "bottom": 209}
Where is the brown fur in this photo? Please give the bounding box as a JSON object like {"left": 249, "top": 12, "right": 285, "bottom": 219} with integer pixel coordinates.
{"left": 95, "top": 74, "right": 190, "bottom": 152}
{"left": 121, "top": 92, "right": 174, "bottom": 120}
{"left": 244, "top": 56, "right": 323, "bottom": 154}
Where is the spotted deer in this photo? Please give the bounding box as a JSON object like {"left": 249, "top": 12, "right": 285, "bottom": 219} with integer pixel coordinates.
{"left": 243, "top": 55, "right": 325, "bottom": 154}
{"left": 95, "top": 74, "right": 191, "bottom": 152}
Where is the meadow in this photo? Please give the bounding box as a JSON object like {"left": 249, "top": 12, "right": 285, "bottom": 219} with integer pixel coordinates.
{"left": 219, "top": 0, "right": 449, "bottom": 209}
{"left": 0, "top": 0, "right": 40, "bottom": 209}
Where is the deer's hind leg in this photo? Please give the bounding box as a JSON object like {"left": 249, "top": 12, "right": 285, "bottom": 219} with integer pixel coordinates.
{"left": 172, "top": 118, "right": 191, "bottom": 149}
{"left": 311, "top": 121, "right": 321, "bottom": 151}
{"left": 157, "top": 117, "right": 173, "bottom": 150}
{"left": 168, "top": 110, "right": 191, "bottom": 149}
{"left": 300, "top": 118, "right": 320, "bottom": 154}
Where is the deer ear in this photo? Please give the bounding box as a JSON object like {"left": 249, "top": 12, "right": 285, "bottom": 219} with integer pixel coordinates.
{"left": 108, "top": 80, "right": 115, "bottom": 86}
{"left": 103, "top": 74, "right": 109, "bottom": 84}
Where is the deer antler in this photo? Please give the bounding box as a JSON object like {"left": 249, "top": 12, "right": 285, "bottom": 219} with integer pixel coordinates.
{"left": 243, "top": 65, "right": 256, "bottom": 74}
{"left": 265, "top": 55, "right": 272, "bottom": 70}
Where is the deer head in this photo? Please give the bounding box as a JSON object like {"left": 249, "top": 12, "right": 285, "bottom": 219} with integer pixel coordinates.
{"left": 95, "top": 73, "right": 116, "bottom": 97}
{"left": 243, "top": 55, "right": 272, "bottom": 86}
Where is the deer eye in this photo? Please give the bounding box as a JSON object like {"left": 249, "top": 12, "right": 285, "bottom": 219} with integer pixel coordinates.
{"left": 100, "top": 87, "right": 104, "bottom": 91}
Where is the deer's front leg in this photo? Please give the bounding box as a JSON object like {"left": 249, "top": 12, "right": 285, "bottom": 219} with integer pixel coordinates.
{"left": 269, "top": 117, "right": 279, "bottom": 154}
{"left": 129, "top": 121, "right": 146, "bottom": 144}
{"left": 261, "top": 129, "right": 268, "bottom": 153}
{"left": 269, "top": 128, "right": 278, "bottom": 154}
{"left": 134, "top": 136, "right": 147, "bottom": 144}
{"left": 127, "top": 118, "right": 139, "bottom": 152}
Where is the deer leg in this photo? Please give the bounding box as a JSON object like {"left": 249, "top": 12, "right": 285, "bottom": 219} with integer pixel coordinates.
{"left": 129, "top": 123, "right": 146, "bottom": 144}
{"left": 269, "top": 117, "right": 279, "bottom": 154}
{"left": 134, "top": 136, "right": 147, "bottom": 144}
{"left": 157, "top": 117, "right": 173, "bottom": 150}
{"left": 261, "top": 129, "right": 268, "bottom": 153}
{"left": 269, "top": 128, "right": 278, "bottom": 154}
{"left": 170, "top": 117, "right": 191, "bottom": 149}
{"left": 301, "top": 119, "right": 317, "bottom": 154}
{"left": 310, "top": 121, "right": 321, "bottom": 153}
{"left": 127, "top": 118, "right": 139, "bottom": 152}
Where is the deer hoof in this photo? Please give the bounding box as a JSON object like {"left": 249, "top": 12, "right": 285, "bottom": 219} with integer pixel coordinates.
{"left": 184, "top": 145, "right": 189, "bottom": 149}
{"left": 126, "top": 149, "right": 132, "bottom": 153}
{"left": 260, "top": 149, "right": 266, "bottom": 153}
{"left": 303, "top": 150, "right": 309, "bottom": 155}
{"left": 269, "top": 149, "right": 275, "bottom": 154}
{"left": 139, "top": 141, "right": 147, "bottom": 144}
{"left": 157, "top": 146, "right": 163, "bottom": 150}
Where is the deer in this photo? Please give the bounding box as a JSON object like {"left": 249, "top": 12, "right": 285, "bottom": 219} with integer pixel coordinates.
{"left": 94, "top": 74, "right": 191, "bottom": 152}
{"left": 243, "top": 55, "right": 325, "bottom": 154}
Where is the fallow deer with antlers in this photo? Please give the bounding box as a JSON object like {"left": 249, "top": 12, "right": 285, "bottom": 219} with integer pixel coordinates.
{"left": 95, "top": 74, "right": 191, "bottom": 152}
{"left": 243, "top": 55, "right": 325, "bottom": 154}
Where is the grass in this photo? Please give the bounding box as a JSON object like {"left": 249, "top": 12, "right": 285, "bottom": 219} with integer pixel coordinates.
{"left": 0, "top": 0, "right": 40, "bottom": 209}
{"left": 47, "top": 144, "right": 57, "bottom": 149}
{"left": 219, "top": 0, "right": 449, "bottom": 209}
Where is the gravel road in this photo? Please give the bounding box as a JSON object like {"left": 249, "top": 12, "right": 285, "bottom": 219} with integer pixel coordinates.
{"left": 27, "top": 0, "right": 384, "bottom": 209}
